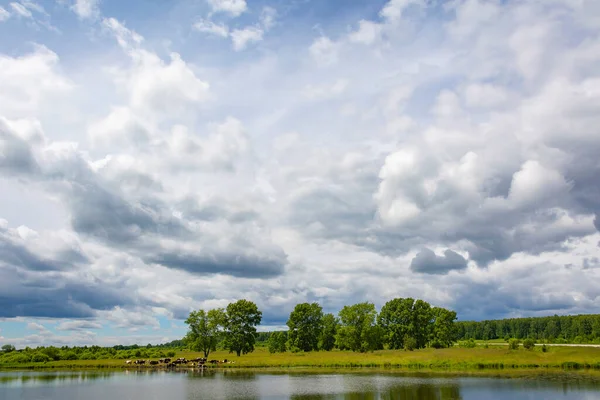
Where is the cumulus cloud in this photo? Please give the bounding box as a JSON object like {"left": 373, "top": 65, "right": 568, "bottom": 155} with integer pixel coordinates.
{"left": 231, "top": 26, "right": 264, "bottom": 51}
{"left": 207, "top": 0, "right": 247, "bottom": 17}
{"left": 70, "top": 0, "right": 100, "bottom": 19}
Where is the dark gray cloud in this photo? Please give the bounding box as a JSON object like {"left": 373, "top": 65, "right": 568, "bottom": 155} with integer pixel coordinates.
{"left": 0, "top": 228, "right": 89, "bottom": 273}
{"left": 410, "top": 248, "right": 468, "bottom": 275}
{"left": 0, "top": 119, "right": 40, "bottom": 176}
{"left": 149, "top": 250, "right": 286, "bottom": 278}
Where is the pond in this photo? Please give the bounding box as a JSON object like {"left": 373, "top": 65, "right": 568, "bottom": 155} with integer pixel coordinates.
{"left": 1, "top": 369, "right": 600, "bottom": 399}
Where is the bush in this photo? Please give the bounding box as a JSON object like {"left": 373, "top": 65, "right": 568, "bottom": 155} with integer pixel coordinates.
{"left": 31, "top": 353, "right": 51, "bottom": 363}
{"left": 523, "top": 338, "right": 535, "bottom": 350}
{"left": 62, "top": 352, "right": 79, "bottom": 360}
{"left": 542, "top": 344, "right": 549, "bottom": 353}
{"left": 404, "top": 336, "right": 417, "bottom": 351}
{"left": 508, "top": 339, "right": 520, "bottom": 350}
{"left": 166, "top": 351, "right": 176, "bottom": 358}
{"left": 459, "top": 339, "right": 476, "bottom": 348}
{"left": 268, "top": 332, "right": 287, "bottom": 354}
{"left": 430, "top": 340, "right": 444, "bottom": 349}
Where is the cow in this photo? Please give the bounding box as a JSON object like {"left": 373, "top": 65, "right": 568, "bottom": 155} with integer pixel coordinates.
{"left": 208, "top": 359, "right": 219, "bottom": 364}
{"left": 125, "top": 360, "right": 132, "bottom": 365}
{"left": 163, "top": 358, "right": 171, "bottom": 363}
{"left": 150, "top": 360, "right": 159, "bottom": 365}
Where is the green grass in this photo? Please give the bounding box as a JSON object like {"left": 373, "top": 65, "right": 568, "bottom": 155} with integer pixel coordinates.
{"left": 3, "top": 346, "right": 600, "bottom": 372}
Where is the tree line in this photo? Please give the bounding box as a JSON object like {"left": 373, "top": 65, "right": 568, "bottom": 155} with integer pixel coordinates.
{"left": 456, "top": 314, "right": 600, "bottom": 343}
{"left": 184, "top": 298, "right": 457, "bottom": 357}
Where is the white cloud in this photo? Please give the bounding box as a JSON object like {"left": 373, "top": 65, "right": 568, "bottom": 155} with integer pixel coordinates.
{"left": 0, "top": 46, "right": 73, "bottom": 118}
{"left": 231, "top": 26, "right": 264, "bottom": 51}
{"left": 302, "top": 79, "right": 348, "bottom": 100}
{"left": 9, "top": 2, "right": 32, "bottom": 18}
{"left": 380, "top": 0, "right": 422, "bottom": 23}
{"left": 0, "top": 6, "right": 11, "bottom": 21}
{"left": 102, "top": 17, "right": 143, "bottom": 49}
{"left": 207, "top": 0, "right": 247, "bottom": 17}
{"left": 71, "top": 0, "right": 100, "bottom": 19}
{"left": 260, "top": 6, "right": 276, "bottom": 30}
{"left": 193, "top": 19, "right": 229, "bottom": 37}
{"left": 309, "top": 36, "right": 339, "bottom": 66}
{"left": 349, "top": 20, "right": 383, "bottom": 45}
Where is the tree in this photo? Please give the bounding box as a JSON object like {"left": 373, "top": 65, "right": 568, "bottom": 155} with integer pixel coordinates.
{"left": 431, "top": 307, "right": 457, "bottom": 348}
{"left": 184, "top": 308, "right": 226, "bottom": 358}
{"left": 335, "top": 302, "right": 383, "bottom": 352}
{"left": 377, "top": 298, "right": 416, "bottom": 350}
{"left": 268, "top": 331, "right": 287, "bottom": 353}
{"left": 1, "top": 344, "right": 16, "bottom": 353}
{"left": 319, "top": 313, "right": 338, "bottom": 351}
{"left": 287, "top": 302, "right": 324, "bottom": 352}
{"left": 223, "top": 299, "right": 262, "bottom": 356}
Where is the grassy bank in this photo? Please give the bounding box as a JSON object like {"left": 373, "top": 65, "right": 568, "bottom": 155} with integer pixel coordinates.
{"left": 2, "top": 346, "right": 600, "bottom": 372}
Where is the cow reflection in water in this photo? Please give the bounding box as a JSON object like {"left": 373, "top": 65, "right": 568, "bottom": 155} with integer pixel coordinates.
{"left": 289, "top": 384, "right": 462, "bottom": 400}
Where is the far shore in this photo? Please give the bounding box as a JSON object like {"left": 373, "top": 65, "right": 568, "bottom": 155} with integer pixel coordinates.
{"left": 2, "top": 346, "right": 600, "bottom": 373}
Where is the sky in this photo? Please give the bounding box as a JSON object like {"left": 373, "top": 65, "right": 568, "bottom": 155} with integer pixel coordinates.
{"left": 0, "top": 0, "right": 600, "bottom": 348}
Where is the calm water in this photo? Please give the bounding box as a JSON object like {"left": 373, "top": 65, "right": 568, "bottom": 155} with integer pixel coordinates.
{"left": 1, "top": 370, "right": 600, "bottom": 399}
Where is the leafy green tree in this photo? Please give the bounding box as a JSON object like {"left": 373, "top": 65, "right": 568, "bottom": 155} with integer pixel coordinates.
{"left": 335, "top": 302, "right": 383, "bottom": 352}
{"left": 268, "top": 331, "right": 287, "bottom": 353}
{"left": 287, "top": 302, "right": 324, "bottom": 352}
{"left": 319, "top": 313, "right": 338, "bottom": 351}
{"left": 223, "top": 299, "right": 262, "bottom": 356}
{"left": 431, "top": 307, "right": 457, "bottom": 348}
{"left": 413, "top": 300, "right": 433, "bottom": 348}
{"left": 184, "top": 308, "right": 226, "bottom": 358}
{"left": 377, "top": 298, "right": 416, "bottom": 350}
{"left": 1, "top": 344, "right": 16, "bottom": 353}
{"left": 508, "top": 339, "right": 520, "bottom": 350}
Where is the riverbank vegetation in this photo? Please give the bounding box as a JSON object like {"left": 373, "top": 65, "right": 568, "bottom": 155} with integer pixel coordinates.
{"left": 1, "top": 346, "right": 600, "bottom": 371}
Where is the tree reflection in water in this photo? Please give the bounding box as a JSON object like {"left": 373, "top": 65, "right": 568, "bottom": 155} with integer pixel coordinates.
{"left": 290, "top": 383, "right": 462, "bottom": 400}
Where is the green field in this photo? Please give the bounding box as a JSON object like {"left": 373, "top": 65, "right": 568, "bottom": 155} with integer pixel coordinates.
{"left": 2, "top": 346, "right": 600, "bottom": 372}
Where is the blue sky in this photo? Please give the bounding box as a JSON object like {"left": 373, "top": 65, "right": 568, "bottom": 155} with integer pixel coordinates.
{"left": 1, "top": 0, "right": 600, "bottom": 347}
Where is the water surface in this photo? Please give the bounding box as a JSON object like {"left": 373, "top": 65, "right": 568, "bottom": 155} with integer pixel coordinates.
{"left": 1, "top": 370, "right": 599, "bottom": 399}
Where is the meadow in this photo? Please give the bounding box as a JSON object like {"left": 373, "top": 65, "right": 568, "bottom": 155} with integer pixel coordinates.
{"left": 2, "top": 345, "right": 600, "bottom": 372}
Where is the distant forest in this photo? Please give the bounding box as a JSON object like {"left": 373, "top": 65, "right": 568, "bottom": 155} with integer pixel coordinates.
{"left": 456, "top": 314, "right": 600, "bottom": 343}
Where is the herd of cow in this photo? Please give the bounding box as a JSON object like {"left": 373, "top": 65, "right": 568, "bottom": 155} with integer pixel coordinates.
{"left": 124, "top": 357, "right": 233, "bottom": 368}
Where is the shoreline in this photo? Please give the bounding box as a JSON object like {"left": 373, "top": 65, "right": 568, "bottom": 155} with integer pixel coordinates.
{"left": 2, "top": 346, "right": 600, "bottom": 373}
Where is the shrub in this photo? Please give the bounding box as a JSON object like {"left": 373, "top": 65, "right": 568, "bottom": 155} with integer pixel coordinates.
{"left": 459, "top": 339, "right": 476, "bottom": 348}
{"left": 31, "top": 353, "right": 51, "bottom": 363}
{"left": 523, "top": 338, "right": 535, "bottom": 350}
{"left": 430, "top": 340, "right": 444, "bottom": 349}
{"left": 268, "top": 332, "right": 287, "bottom": 354}
{"left": 404, "top": 336, "right": 417, "bottom": 351}
{"left": 508, "top": 339, "right": 520, "bottom": 350}
{"left": 166, "top": 351, "right": 176, "bottom": 358}
{"left": 542, "top": 344, "right": 549, "bottom": 353}
{"left": 62, "top": 352, "right": 79, "bottom": 360}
